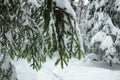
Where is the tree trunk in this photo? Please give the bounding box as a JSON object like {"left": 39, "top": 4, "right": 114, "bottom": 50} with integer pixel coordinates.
{"left": 110, "top": 60, "right": 112, "bottom": 67}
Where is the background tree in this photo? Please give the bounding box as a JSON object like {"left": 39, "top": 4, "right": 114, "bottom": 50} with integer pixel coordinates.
{"left": 79, "top": 0, "right": 120, "bottom": 65}
{"left": 76, "top": 0, "right": 85, "bottom": 23}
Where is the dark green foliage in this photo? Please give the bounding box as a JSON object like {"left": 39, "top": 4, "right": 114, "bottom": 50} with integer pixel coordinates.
{"left": 0, "top": 0, "right": 83, "bottom": 71}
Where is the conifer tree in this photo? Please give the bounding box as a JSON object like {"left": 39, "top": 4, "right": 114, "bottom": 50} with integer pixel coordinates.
{"left": 80, "top": 0, "right": 120, "bottom": 65}
{"left": 0, "top": 0, "right": 83, "bottom": 79}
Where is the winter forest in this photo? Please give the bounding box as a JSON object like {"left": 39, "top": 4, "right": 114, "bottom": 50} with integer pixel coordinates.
{"left": 0, "top": 0, "right": 120, "bottom": 80}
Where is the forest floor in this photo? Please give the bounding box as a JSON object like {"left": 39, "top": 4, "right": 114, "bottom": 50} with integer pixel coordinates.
{"left": 12, "top": 57, "right": 120, "bottom": 80}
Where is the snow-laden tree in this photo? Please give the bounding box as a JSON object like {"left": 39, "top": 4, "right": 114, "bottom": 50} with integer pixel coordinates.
{"left": 76, "top": 0, "right": 88, "bottom": 55}
{"left": 76, "top": 0, "right": 85, "bottom": 23}
{"left": 80, "top": 0, "right": 120, "bottom": 65}
{"left": 0, "top": 0, "right": 19, "bottom": 79}
{"left": 0, "top": 0, "right": 83, "bottom": 79}
{"left": 69, "top": 0, "right": 77, "bottom": 11}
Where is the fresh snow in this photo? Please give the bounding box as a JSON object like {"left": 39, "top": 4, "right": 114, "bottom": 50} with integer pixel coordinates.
{"left": 91, "top": 31, "right": 106, "bottom": 45}
{"left": 12, "top": 58, "right": 120, "bottom": 80}
{"left": 54, "top": 0, "right": 76, "bottom": 19}
{"left": 1, "top": 55, "right": 11, "bottom": 71}
{"left": 100, "top": 36, "right": 113, "bottom": 50}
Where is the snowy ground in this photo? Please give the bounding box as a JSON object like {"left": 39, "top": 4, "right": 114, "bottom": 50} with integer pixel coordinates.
{"left": 12, "top": 58, "right": 120, "bottom": 80}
